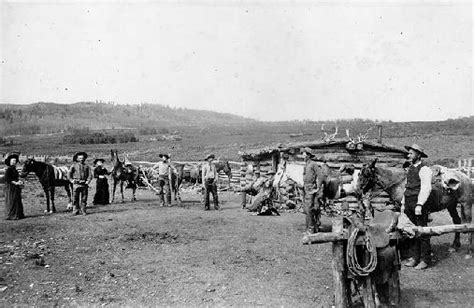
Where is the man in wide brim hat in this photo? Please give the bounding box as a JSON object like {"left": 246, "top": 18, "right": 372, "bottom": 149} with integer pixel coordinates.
{"left": 73, "top": 151, "right": 88, "bottom": 162}
{"left": 93, "top": 158, "right": 105, "bottom": 165}
{"left": 205, "top": 154, "right": 215, "bottom": 161}
{"left": 300, "top": 147, "right": 314, "bottom": 157}
{"left": 4, "top": 152, "right": 20, "bottom": 166}
{"left": 158, "top": 153, "right": 170, "bottom": 160}
{"left": 404, "top": 144, "right": 428, "bottom": 158}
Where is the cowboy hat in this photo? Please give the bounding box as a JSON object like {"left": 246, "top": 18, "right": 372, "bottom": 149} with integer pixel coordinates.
{"left": 205, "top": 154, "right": 215, "bottom": 160}
{"left": 93, "top": 158, "right": 105, "bottom": 165}
{"left": 404, "top": 144, "right": 428, "bottom": 158}
{"left": 159, "top": 153, "right": 170, "bottom": 160}
{"left": 73, "top": 152, "right": 88, "bottom": 162}
{"left": 281, "top": 153, "right": 290, "bottom": 159}
{"left": 4, "top": 152, "right": 20, "bottom": 166}
{"left": 300, "top": 147, "right": 314, "bottom": 156}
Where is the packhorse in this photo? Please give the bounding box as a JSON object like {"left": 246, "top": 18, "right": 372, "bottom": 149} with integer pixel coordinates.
{"left": 357, "top": 159, "right": 473, "bottom": 258}
{"left": 274, "top": 162, "right": 364, "bottom": 218}
{"left": 21, "top": 157, "right": 73, "bottom": 213}
{"left": 110, "top": 150, "right": 138, "bottom": 203}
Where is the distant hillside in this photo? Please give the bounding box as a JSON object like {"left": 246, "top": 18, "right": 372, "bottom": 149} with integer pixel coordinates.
{"left": 0, "top": 102, "right": 256, "bottom": 135}
{"left": 0, "top": 102, "right": 472, "bottom": 138}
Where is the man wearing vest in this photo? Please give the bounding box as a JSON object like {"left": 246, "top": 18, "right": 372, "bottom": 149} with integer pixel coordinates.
{"left": 202, "top": 154, "right": 220, "bottom": 210}
{"left": 403, "top": 144, "right": 432, "bottom": 270}
{"left": 301, "top": 147, "right": 325, "bottom": 235}
{"left": 153, "top": 154, "right": 172, "bottom": 207}
{"left": 68, "top": 151, "right": 93, "bottom": 216}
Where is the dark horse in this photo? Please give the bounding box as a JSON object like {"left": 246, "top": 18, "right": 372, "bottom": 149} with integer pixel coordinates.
{"left": 21, "top": 158, "right": 73, "bottom": 213}
{"left": 110, "top": 150, "right": 138, "bottom": 203}
{"left": 357, "top": 159, "right": 473, "bottom": 258}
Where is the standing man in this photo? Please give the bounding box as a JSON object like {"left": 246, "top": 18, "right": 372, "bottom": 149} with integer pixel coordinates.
{"left": 301, "top": 147, "right": 325, "bottom": 235}
{"left": 68, "top": 151, "right": 93, "bottom": 216}
{"left": 202, "top": 154, "right": 219, "bottom": 210}
{"left": 153, "top": 154, "right": 172, "bottom": 207}
{"left": 403, "top": 144, "right": 432, "bottom": 270}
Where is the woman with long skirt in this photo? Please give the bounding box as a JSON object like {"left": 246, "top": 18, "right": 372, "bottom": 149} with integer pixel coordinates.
{"left": 4, "top": 152, "right": 25, "bottom": 220}
{"left": 93, "top": 158, "right": 110, "bottom": 205}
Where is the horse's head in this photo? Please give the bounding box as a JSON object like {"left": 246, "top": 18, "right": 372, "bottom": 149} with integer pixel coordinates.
{"left": 111, "top": 154, "right": 124, "bottom": 179}
{"left": 221, "top": 160, "right": 232, "bottom": 179}
{"left": 21, "top": 156, "right": 36, "bottom": 177}
{"left": 357, "top": 159, "right": 378, "bottom": 194}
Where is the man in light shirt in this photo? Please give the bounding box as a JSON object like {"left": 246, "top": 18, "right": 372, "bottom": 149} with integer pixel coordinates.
{"left": 403, "top": 144, "right": 432, "bottom": 270}
{"left": 202, "top": 154, "right": 219, "bottom": 210}
{"left": 153, "top": 154, "right": 172, "bottom": 207}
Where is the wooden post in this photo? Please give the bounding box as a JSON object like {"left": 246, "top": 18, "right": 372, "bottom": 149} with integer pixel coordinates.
{"left": 272, "top": 153, "right": 279, "bottom": 173}
{"left": 468, "top": 158, "right": 472, "bottom": 180}
{"left": 376, "top": 125, "right": 383, "bottom": 143}
{"left": 254, "top": 161, "right": 261, "bottom": 178}
{"left": 240, "top": 159, "right": 247, "bottom": 209}
{"left": 331, "top": 218, "right": 350, "bottom": 308}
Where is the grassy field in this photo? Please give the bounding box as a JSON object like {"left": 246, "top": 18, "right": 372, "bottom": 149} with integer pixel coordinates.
{"left": 4, "top": 122, "right": 473, "bottom": 166}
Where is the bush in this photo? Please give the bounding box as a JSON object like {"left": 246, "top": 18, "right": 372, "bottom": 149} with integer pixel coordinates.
{"left": 62, "top": 131, "right": 138, "bottom": 145}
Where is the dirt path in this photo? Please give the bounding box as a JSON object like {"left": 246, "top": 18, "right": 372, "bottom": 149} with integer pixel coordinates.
{"left": 0, "top": 187, "right": 473, "bottom": 307}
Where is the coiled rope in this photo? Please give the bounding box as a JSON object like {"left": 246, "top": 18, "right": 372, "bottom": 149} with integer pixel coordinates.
{"left": 346, "top": 227, "right": 378, "bottom": 277}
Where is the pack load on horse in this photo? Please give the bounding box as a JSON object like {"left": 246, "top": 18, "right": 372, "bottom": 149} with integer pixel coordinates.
{"left": 21, "top": 156, "right": 73, "bottom": 213}
{"left": 357, "top": 158, "right": 473, "bottom": 259}
{"left": 110, "top": 150, "right": 138, "bottom": 203}
{"left": 274, "top": 151, "right": 364, "bottom": 229}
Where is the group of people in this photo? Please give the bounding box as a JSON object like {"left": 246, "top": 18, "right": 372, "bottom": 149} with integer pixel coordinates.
{"left": 3, "top": 151, "right": 111, "bottom": 218}
{"left": 3, "top": 151, "right": 222, "bottom": 219}
{"left": 3, "top": 143, "right": 435, "bottom": 269}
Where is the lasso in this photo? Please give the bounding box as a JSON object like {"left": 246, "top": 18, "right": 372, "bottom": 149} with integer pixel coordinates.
{"left": 346, "top": 227, "right": 378, "bottom": 277}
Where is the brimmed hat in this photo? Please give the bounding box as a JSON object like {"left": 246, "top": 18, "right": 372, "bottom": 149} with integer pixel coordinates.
{"left": 404, "top": 144, "right": 428, "bottom": 158}
{"left": 4, "top": 152, "right": 20, "bottom": 166}
{"left": 73, "top": 151, "right": 88, "bottom": 162}
{"left": 93, "top": 158, "right": 105, "bottom": 165}
{"left": 159, "top": 153, "right": 170, "bottom": 160}
{"left": 282, "top": 153, "right": 290, "bottom": 159}
{"left": 205, "top": 154, "right": 215, "bottom": 160}
{"left": 300, "top": 147, "right": 314, "bottom": 157}
{"left": 267, "top": 170, "right": 276, "bottom": 175}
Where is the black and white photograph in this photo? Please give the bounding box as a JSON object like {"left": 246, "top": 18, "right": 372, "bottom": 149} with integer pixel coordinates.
{"left": 0, "top": 0, "right": 473, "bottom": 306}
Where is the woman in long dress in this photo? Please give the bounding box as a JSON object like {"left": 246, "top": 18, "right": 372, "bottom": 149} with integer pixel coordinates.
{"left": 93, "top": 158, "right": 110, "bottom": 205}
{"left": 4, "top": 153, "right": 25, "bottom": 220}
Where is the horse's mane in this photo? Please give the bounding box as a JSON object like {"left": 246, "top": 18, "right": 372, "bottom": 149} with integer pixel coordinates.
{"left": 375, "top": 166, "right": 406, "bottom": 183}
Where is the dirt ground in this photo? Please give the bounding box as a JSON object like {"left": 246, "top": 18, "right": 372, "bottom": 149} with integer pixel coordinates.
{"left": 1, "top": 182, "right": 473, "bottom": 307}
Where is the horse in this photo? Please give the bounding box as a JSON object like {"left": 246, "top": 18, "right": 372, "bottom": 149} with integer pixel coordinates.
{"left": 273, "top": 162, "right": 361, "bottom": 211}
{"left": 21, "top": 157, "right": 73, "bottom": 213}
{"left": 357, "top": 159, "right": 473, "bottom": 258}
{"left": 110, "top": 150, "right": 138, "bottom": 203}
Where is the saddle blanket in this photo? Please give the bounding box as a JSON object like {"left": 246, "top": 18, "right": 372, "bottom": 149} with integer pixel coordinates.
{"left": 53, "top": 165, "right": 69, "bottom": 181}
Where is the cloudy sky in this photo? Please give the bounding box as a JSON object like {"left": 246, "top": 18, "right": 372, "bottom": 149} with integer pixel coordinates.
{"left": 0, "top": 0, "right": 472, "bottom": 121}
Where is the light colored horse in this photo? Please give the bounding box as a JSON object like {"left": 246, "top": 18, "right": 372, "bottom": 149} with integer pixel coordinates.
{"left": 274, "top": 162, "right": 360, "bottom": 197}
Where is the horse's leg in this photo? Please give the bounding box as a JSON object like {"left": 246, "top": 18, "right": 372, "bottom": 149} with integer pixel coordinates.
{"left": 50, "top": 186, "right": 56, "bottom": 213}
{"left": 44, "top": 187, "right": 51, "bottom": 213}
{"left": 447, "top": 203, "right": 462, "bottom": 252}
{"left": 65, "top": 184, "right": 73, "bottom": 210}
{"left": 120, "top": 181, "right": 124, "bottom": 203}
{"left": 460, "top": 200, "right": 472, "bottom": 259}
{"left": 132, "top": 186, "right": 136, "bottom": 202}
{"left": 111, "top": 180, "right": 117, "bottom": 203}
